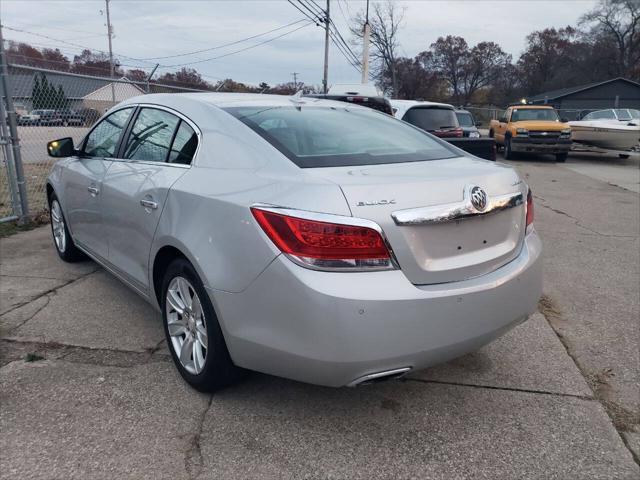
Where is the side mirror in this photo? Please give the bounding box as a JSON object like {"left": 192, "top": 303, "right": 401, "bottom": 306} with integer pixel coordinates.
{"left": 499, "top": 117, "right": 507, "bottom": 123}
{"left": 560, "top": 117, "right": 569, "bottom": 123}
{"left": 47, "top": 137, "right": 75, "bottom": 158}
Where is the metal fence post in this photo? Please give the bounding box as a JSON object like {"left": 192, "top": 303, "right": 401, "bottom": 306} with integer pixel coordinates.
{"left": 0, "top": 87, "right": 21, "bottom": 221}
{"left": 0, "top": 25, "right": 29, "bottom": 224}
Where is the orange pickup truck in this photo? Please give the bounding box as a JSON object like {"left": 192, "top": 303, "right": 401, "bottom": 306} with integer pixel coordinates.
{"left": 489, "top": 105, "right": 572, "bottom": 162}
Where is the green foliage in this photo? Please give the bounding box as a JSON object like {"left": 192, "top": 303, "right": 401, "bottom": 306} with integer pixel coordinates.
{"left": 31, "top": 72, "right": 68, "bottom": 109}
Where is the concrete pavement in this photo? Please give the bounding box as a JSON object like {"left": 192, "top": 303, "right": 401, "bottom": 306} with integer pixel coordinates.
{"left": 1, "top": 155, "right": 638, "bottom": 479}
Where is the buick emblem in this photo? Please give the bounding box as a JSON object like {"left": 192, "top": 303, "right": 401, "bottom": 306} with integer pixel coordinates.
{"left": 470, "top": 186, "right": 488, "bottom": 211}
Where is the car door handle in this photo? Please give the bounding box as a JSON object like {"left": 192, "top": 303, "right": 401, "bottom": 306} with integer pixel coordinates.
{"left": 87, "top": 186, "right": 99, "bottom": 196}
{"left": 140, "top": 199, "right": 158, "bottom": 210}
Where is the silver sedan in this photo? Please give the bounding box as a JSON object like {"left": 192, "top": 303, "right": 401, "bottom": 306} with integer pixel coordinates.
{"left": 46, "top": 93, "right": 542, "bottom": 391}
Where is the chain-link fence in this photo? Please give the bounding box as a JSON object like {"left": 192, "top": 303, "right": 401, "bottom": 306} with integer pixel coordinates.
{"left": 0, "top": 63, "right": 206, "bottom": 223}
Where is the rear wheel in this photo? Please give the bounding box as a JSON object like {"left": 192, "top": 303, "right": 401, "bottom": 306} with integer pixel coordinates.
{"left": 555, "top": 153, "right": 568, "bottom": 163}
{"left": 49, "top": 195, "right": 85, "bottom": 262}
{"left": 161, "top": 258, "right": 243, "bottom": 392}
{"left": 619, "top": 154, "right": 630, "bottom": 159}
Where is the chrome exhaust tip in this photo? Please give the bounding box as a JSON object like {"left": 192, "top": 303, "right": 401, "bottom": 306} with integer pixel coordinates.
{"left": 347, "top": 367, "right": 412, "bottom": 387}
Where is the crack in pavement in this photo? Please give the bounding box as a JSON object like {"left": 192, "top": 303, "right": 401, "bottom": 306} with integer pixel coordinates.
{"left": 0, "top": 268, "right": 100, "bottom": 318}
{"left": 185, "top": 395, "right": 213, "bottom": 480}
{"left": 0, "top": 338, "right": 169, "bottom": 370}
{"left": 533, "top": 194, "right": 638, "bottom": 239}
{"left": 537, "top": 295, "right": 640, "bottom": 467}
{"left": 5, "top": 293, "right": 53, "bottom": 333}
{"left": 405, "top": 377, "right": 594, "bottom": 401}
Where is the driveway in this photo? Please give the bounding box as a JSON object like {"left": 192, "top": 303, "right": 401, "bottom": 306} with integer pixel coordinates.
{"left": 1, "top": 154, "right": 638, "bottom": 479}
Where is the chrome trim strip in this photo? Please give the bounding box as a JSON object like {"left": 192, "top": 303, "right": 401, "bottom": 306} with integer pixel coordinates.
{"left": 250, "top": 203, "right": 401, "bottom": 271}
{"left": 347, "top": 367, "right": 412, "bottom": 387}
{"left": 391, "top": 186, "right": 523, "bottom": 226}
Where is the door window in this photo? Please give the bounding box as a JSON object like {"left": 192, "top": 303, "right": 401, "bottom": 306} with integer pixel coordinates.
{"left": 123, "top": 108, "right": 180, "bottom": 161}
{"left": 83, "top": 107, "right": 133, "bottom": 157}
{"left": 168, "top": 121, "right": 198, "bottom": 165}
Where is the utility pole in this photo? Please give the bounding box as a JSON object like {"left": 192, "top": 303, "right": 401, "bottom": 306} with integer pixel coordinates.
{"left": 361, "top": 0, "right": 370, "bottom": 84}
{"left": 291, "top": 72, "right": 299, "bottom": 91}
{"left": 323, "top": 0, "right": 330, "bottom": 93}
{"left": 105, "top": 0, "right": 115, "bottom": 104}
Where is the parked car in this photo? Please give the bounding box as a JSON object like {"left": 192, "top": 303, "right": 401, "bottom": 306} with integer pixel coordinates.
{"left": 27, "top": 109, "right": 63, "bottom": 126}
{"left": 489, "top": 105, "right": 571, "bottom": 162}
{"left": 18, "top": 110, "right": 41, "bottom": 126}
{"left": 392, "top": 100, "right": 496, "bottom": 160}
{"left": 455, "top": 109, "right": 481, "bottom": 138}
{"left": 46, "top": 93, "right": 542, "bottom": 392}
{"left": 54, "top": 109, "right": 86, "bottom": 127}
{"left": 305, "top": 84, "right": 394, "bottom": 115}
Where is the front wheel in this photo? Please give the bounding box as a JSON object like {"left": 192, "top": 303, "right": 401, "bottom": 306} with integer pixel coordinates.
{"left": 504, "top": 137, "right": 514, "bottom": 159}
{"left": 555, "top": 152, "right": 568, "bottom": 163}
{"left": 49, "top": 195, "right": 85, "bottom": 262}
{"left": 161, "top": 258, "right": 244, "bottom": 392}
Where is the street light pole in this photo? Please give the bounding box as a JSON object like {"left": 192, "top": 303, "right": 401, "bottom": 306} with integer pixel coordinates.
{"left": 323, "top": 0, "right": 330, "bottom": 93}
{"left": 105, "top": 0, "right": 115, "bottom": 104}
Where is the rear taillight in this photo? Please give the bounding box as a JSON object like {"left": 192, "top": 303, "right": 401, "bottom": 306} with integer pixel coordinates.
{"left": 454, "top": 127, "right": 463, "bottom": 138}
{"left": 251, "top": 206, "right": 396, "bottom": 271}
{"left": 526, "top": 189, "right": 534, "bottom": 228}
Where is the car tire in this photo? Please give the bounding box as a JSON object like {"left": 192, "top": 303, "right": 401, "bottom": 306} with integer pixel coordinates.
{"left": 555, "top": 153, "right": 568, "bottom": 163}
{"left": 504, "top": 137, "right": 514, "bottom": 159}
{"left": 161, "top": 258, "right": 244, "bottom": 392}
{"left": 619, "top": 154, "right": 630, "bottom": 159}
{"left": 49, "top": 195, "right": 85, "bottom": 262}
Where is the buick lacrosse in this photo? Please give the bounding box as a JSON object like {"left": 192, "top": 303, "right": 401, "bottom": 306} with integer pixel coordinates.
{"left": 46, "top": 93, "right": 542, "bottom": 391}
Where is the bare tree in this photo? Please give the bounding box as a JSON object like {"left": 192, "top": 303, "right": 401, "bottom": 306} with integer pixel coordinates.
{"left": 580, "top": 0, "right": 640, "bottom": 79}
{"left": 351, "top": 1, "right": 405, "bottom": 96}
{"left": 422, "top": 36, "right": 468, "bottom": 103}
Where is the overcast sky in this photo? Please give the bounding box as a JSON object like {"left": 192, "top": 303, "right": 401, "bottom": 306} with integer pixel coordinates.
{"left": 1, "top": 0, "right": 598, "bottom": 86}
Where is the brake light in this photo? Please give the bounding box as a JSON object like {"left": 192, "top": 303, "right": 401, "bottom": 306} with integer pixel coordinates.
{"left": 251, "top": 207, "right": 395, "bottom": 271}
{"left": 526, "top": 189, "right": 534, "bottom": 227}
{"left": 454, "top": 127, "right": 463, "bottom": 138}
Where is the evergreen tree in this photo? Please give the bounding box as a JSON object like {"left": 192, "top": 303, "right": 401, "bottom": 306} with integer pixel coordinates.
{"left": 32, "top": 74, "right": 41, "bottom": 109}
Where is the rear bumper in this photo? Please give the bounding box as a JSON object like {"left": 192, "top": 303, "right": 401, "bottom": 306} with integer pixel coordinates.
{"left": 511, "top": 137, "right": 571, "bottom": 153}
{"left": 210, "top": 231, "right": 543, "bottom": 387}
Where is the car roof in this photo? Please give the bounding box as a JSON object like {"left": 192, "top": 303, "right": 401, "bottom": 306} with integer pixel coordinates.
{"left": 120, "top": 92, "right": 368, "bottom": 111}
{"left": 509, "top": 105, "right": 554, "bottom": 109}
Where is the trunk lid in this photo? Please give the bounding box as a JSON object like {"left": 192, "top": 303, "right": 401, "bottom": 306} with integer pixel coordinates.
{"left": 307, "top": 156, "right": 527, "bottom": 285}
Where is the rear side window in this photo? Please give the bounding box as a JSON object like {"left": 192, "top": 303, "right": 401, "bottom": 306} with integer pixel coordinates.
{"left": 84, "top": 107, "right": 133, "bottom": 157}
{"left": 168, "top": 122, "right": 198, "bottom": 164}
{"left": 124, "top": 108, "right": 180, "bottom": 161}
{"left": 225, "top": 105, "right": 456, "bottom": 168}
{"left": 402, "top": 107, "right": 458, "bottom": 131}
{"left": 456, "top": 112, "right": 474, "bottom": 127}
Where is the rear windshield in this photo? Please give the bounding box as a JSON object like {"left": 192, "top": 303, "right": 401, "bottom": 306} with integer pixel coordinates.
{"left": 314, "top": 95, "right": 393, "bottom": 115}
{"left": 402, "top": 107, "right": 458, "bottom": 131}
{"left": 225, "top": 106, "right": 456, "bottom": 168}
{"left": 455, "top": 112, "right": 475, "bottom": 127}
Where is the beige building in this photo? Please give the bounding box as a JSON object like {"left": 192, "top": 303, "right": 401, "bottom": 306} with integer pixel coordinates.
{"left": 82, "top": 80, "right": 145, "bottom": 113}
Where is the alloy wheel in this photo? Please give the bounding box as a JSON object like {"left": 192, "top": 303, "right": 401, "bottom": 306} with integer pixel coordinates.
{"left": 50, "top": 200, "right": 67, "bottom": 253}
{"left": 165, "top": 276, "right": 209, "bottom": 375}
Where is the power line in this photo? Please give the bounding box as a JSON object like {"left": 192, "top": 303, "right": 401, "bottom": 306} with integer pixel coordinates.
{"left": 1, "top": 24, "right": 155, "bottom": 66}
{"left": 296, "top": 0, "right": 324, "bottom": 22}
{"left": 138, "top": 19, "right": 308, "bottom": 61}
{"left": 328, "top": 20, "right": 359, "bottom": 65}
{"left": 286, "top": 0, "right": 321, "bottom": 24}
{"left": 158, "top": 21, "right": 313, "bottom": 68}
